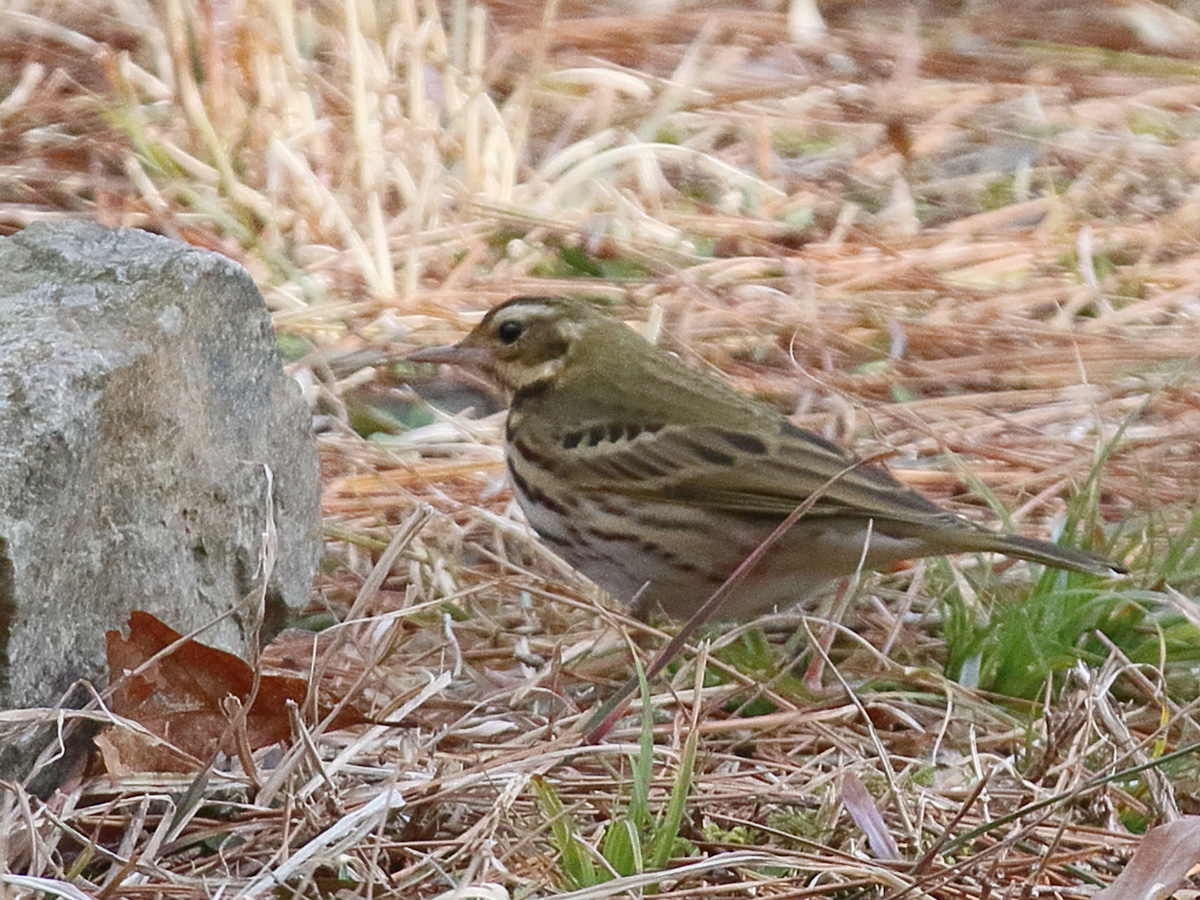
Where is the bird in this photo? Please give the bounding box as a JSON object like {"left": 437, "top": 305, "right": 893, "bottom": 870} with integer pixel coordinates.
{"left": 409, "top": 296, "right": 1126, "bottom": 620}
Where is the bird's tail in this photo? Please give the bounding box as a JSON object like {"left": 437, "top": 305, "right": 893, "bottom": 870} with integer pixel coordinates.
{"left": 949, "top": 530, "right": 1127, "bottom": 577}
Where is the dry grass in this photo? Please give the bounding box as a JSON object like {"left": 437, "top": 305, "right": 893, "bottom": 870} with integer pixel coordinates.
{"left": 3, "top": 0, "right": 1200, "bottom": 896}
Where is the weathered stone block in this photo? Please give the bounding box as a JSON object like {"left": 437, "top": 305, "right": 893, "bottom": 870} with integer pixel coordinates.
{"left": 0, "top": 222, "right": 319, "bottom": 768}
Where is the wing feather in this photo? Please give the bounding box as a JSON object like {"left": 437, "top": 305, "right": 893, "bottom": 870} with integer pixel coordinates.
{"left": 539, "top": 418, "right": 953, "bottom": 525}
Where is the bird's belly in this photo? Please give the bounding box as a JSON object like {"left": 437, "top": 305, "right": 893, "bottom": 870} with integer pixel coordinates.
{"left": 514, "top": 486, "right": 926, "bottom": 619}
{"left": 515, "top": 490, "right": 709, "bottom": 603}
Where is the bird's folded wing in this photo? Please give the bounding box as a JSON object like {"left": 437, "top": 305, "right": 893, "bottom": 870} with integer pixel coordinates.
{"left": 561, "top": 421, "right": 955, "bottom": 525}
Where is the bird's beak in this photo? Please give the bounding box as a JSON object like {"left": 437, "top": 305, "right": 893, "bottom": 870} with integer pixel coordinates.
{"left": 406, "top": 343, "right": 491, "bottom": 369}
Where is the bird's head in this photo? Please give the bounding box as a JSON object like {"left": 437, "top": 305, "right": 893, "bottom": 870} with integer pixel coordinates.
{"left": 409, "top": 296, "right": 615, "bottom": 393}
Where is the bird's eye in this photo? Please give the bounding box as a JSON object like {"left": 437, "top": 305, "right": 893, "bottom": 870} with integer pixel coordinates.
{"left": 497, "top": 320, "right": 524, "bottom": 344}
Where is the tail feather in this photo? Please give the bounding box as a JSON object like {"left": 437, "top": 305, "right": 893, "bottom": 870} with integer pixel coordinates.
{"left": 952, "top": 530, "right": 1127, "bottom": 577}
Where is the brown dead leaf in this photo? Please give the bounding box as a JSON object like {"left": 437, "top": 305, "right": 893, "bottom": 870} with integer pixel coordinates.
{"left": 94, "top": 726, "right": 204, "bottom": 776}
{"left": 1093, "top": 817, "right": 1200, "bottom": 900}
{"left": 103, "top": 611, "right": 366, "bottom": 769}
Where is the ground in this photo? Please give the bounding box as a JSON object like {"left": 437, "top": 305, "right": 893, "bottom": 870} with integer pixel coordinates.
{"left": 3, "top": 1, "right": 1200, "bottom": 897}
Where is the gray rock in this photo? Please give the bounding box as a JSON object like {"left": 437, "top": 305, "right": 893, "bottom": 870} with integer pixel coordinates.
{"left": 0, "top": 221, "right": 320, "bottom": 779}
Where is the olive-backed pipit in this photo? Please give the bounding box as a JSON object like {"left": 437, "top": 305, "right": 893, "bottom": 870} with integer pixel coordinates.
{"left": 411, "top": 296, "right": 1125, "bottom": 618}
